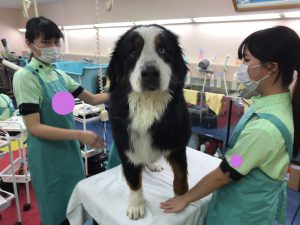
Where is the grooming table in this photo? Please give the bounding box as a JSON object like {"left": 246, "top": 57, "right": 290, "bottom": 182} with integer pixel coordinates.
{"left": 67, "top": 147, "right": 221, "bottom": 225}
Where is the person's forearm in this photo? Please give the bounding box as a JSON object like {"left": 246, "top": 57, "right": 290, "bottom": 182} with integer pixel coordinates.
{"left": 29, "top": 123, "right": 82, "bottom": 141}
{"left": 92, "top": 92, "right": 110, "bottom": 105}
{"left": 183, "top": 167, "right": 231, "bottom": 204}
{"left": 78, "top": 90, "right": 110, "bottom": 105}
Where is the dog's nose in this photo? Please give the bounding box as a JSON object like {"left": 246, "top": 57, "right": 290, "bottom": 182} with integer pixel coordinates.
{"left": 141, "top": 65, "right": 159, "bottom": 79}
{"left": 141, "top": 64, "right": 160, "bottom": 91}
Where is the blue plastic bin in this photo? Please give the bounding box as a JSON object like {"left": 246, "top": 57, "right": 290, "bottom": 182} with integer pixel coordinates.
{"left": 52, "top": 61, "right": 108, "bottom": 94}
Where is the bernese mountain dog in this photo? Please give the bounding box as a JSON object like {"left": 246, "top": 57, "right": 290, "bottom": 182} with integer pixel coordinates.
{"left": 107, "top": 24, "right": 191, "bottom": 219}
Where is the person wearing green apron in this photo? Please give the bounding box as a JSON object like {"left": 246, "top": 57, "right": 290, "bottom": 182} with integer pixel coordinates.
{"left": 0, "top": 93, "right": 15, "bottom": 120}
{"left": 161, "top": 26, "right": 300, "bottom": 225}
{"left": 13, "top": 17, "right": 110, "bottom": 225}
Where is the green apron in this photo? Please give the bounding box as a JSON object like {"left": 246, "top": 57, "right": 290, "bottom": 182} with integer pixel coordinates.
{"left": 106, "top": 141, "right": 121, "bottom": 170}
{"left": 0, "top": 94, "right": 14, "bottom": 119}
{"left": 205, "top": 106, "right": 292, "bottom": 225}
{"left": 24, "top": 66, "right": 85, "bottom": 225}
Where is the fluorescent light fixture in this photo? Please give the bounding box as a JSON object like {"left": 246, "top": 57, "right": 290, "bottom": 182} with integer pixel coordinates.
{"left": 18, "top": 11, "right": 298, "bottom": 33}
{"left": 193, "top": 13, "right": 281, "bottom": 23}
{"left": 135, "top": 18, "right": 192, "bottom": 25}
{"left": 96, "top": 22, "right": 134, "bottom": 28}
{"left": 63, "top": 24, "right": 95, "bottom": 30}
{"left": 283, "top": 11, "right": 300, "bottom": 18}
{"left": 18, "top": 28, "right": 26, "bottom": 32}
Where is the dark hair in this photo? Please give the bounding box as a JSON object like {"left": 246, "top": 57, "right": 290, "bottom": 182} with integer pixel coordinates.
{"left": 25, "top": 16, "right": 64, "bottom": 43}
{"left": 238, "top": 26, "right": 300, "bottom": 158}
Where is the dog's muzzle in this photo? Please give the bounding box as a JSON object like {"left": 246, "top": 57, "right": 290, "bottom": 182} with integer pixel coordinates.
{"left": 141, "top": 64, "right": 160, "bottom": 91}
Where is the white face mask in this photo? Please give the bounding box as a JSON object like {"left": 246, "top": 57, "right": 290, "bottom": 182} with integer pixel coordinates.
{"left": 236, "top": 64, "right": 270, "bottom": 99}
{"left": 33, "top": 45, "right": 61, "bottom": 64}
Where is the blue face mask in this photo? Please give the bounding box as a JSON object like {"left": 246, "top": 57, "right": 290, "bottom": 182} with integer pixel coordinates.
{"left": 236, "top": 64, "right": 270, "bottom": 99}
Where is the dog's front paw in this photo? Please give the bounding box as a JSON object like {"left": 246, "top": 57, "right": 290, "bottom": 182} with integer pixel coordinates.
{"left": 127, "top": 202, "right": 145, "bottom": 219}
{"left": 127, "top": 189, "right": 145, "bottom": 219}
{"left": 147, "top": 162, "right": 164, "bottom": 172}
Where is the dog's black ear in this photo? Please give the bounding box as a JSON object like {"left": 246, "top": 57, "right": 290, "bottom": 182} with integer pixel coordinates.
{"left": 177, "top": 53, "right": 188, "bottom": 80}
{"left": 160, "top": 25, "right": 188, "bottom": 87}
{"left": 106, "top": 27, "right": 137, "bottom": 92}
{"left": 106, "top": 51, "right": 119, "bottom": 92}
{"left": 174, "top": 44, "right": 188, "bottom": 88}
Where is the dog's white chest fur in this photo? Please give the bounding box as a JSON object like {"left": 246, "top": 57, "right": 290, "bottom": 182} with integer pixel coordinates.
{"left": 126, "top": 91, "right": 171, "bottom": 165}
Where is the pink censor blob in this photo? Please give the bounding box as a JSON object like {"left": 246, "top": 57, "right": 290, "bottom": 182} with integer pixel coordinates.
{"left": 52, "top": 91, "right": 75, "bottom": 115}
{"left": 230, "top": 154, "right": 244, "bottom": 168}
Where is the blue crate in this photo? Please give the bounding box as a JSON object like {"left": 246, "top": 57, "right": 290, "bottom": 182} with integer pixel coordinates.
{"left": 52, "top": 61, "right": 108, "bottom": 94}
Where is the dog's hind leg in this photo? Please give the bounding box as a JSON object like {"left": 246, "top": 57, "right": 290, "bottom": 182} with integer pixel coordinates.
{"left": 166, "top": 149, "right": 189, "bottom": 195}
{"left": 122, "top": 163, "right": 145, "bottom": 220}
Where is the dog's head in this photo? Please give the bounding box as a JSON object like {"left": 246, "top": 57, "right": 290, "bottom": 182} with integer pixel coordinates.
{"left": 107, "top": 24, "right": 187, "bottom": 93}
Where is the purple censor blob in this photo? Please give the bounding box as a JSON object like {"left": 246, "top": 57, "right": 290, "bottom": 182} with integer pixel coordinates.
{"left": 230, "top": 154, "right": 244, "bottom": 168}
{"left": 52, "top": 91, "right": 75, "bottom": 115}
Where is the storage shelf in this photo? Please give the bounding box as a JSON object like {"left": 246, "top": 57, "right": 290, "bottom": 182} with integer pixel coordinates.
{"left": 74, "top": 115, "right": 101, "bottom": 123}
{"left": 192, "top": 126, "right": 226, "bottom": 142}
{"left": 0, "top": 189, "right": 14, "bottom": 212}
{"left": 0, "top": 157, "right": 31, "bottom": 183}
{"left": 81, "top": 148, "right": 106, "bottom": 158}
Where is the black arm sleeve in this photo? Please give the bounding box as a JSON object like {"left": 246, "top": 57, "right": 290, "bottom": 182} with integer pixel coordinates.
{"left": 220, "top": 158, "right": 244, "bottom": 181}
{"left": 72, "top": 86, "right": 84, "bottom": 98}
{"left": 18, "top": 103, "right": 39, "bottom": 116}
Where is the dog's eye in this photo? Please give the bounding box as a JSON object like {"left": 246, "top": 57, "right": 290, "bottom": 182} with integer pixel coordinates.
{"left": 129, "top": 50, "right": 136, "bottom": 58}
{"left": 158, "top": 47, "right": 165, "bottom": 55}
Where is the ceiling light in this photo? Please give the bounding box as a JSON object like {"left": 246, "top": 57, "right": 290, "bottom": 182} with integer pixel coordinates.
{"left": 96, "top": 22, "right": 134, "bottom": 28}
{"left": 135, "top": 18, "right": 192, "bottom": 25}
{"left": 193, "top": 13, "right": 281, "bottom": 23}
{"left": 283, "top": 11, "right": 300, "bottom": 18}
{"left": 63, "top": 25, "right": 95, "bottom": 30}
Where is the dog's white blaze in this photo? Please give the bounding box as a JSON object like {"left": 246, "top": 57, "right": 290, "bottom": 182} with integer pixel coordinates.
{"left": 126, "top": 91, "right": 171, "bottom": 165}
{"left": 129, "top": 26, "right": 172, "bottom": 92}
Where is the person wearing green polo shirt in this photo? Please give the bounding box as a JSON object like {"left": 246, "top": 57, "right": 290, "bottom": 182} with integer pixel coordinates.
{"left": 161, "top": 26, "right": 300, "bottom": 225}
{"left": 13, "top": 16, "right": 110, "bottom": 225}
{"left": 0, "top": 93, "right": 15, "bottom": 120}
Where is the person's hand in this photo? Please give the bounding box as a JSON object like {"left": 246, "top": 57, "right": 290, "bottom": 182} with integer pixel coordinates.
{"left": 160, "top": 195, "right": 189, "bottom": 213}
{"left": 78, "top": 130, "right": 103, "bottom": 149}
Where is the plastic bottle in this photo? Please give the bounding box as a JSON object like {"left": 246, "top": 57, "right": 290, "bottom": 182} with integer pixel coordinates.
{"left": 185, "top": 71, "right": 191, "bottom": 86}
{"left": 200, "top": 144, "right": 206, "bottom": 152}
{"left": 216, "top": 72, "right": 223, "bottom": 88}
{"left": 199, "top": 48, "right": 205, "bottom": 60}
{"left": 214, "top": 143, "right": 223, "bottom": 158}
{"left": 231, "top": 72, "right": 238, "bottom": 90}
{"left": 210, "top": 73, "right": 215, "bottom": 87}
{"left": 204, "top": 141, "right": 213, "bottom": 155}
{"left": 213, "top": 151, "right": 219, "bottom": 158}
